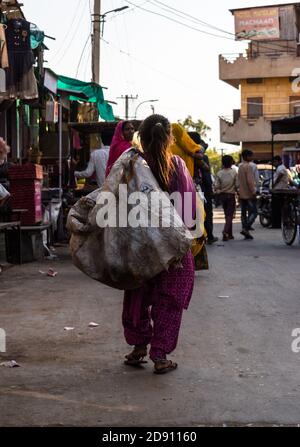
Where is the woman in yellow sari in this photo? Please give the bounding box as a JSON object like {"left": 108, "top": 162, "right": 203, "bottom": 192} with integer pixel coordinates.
{"left": 170, "top": 124, "right": 208, "bottom": 271}
{"left": 170, "top": 123, "right": 201, "bottom": 178}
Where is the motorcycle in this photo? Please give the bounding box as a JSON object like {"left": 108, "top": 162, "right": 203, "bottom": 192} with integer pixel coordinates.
{"left": 257, "top": 177, "right": 272, "bottom": 228}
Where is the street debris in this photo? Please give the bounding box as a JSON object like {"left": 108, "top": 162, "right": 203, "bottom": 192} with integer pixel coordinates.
{"left": 64, "top": 327, "right": 75, "bottom": 331}
{"left": 39, "top": 268, "right": 58, "bottom": 277}
{"left": 218, "top": 295, "right": 230, "bottom": 299}
{"left": 47, "top": 268, "right": 58, "bottom": 277}
{"left": 45, "top": 254, "right": 58, "bottom": 261}
{"left": 88, "top": 322, "right": 99, "bottom": 328}
{"left": 0, "top": 360, "right": 20, "bottom": 368}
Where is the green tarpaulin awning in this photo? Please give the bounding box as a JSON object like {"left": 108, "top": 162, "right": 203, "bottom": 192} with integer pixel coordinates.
{"left": 57, "top": 75, "right": 115, "bottom": 122}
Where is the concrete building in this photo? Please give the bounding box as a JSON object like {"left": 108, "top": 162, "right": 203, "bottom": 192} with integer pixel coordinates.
{"left": 220, "top": 2, "right": 300, "bottom": 165}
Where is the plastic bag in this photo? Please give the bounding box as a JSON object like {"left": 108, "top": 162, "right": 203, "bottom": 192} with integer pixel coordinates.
{"left": 67, "top": 149, "right": 193, "bottom": 290}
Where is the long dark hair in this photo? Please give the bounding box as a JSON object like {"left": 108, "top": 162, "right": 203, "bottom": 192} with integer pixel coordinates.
{"left": 139, "top": 114, "right": 174, "bottom": 191}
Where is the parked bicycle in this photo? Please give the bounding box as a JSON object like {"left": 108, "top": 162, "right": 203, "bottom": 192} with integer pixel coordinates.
{"left": 279, "top": 190, "right": 300, "bottom": 246}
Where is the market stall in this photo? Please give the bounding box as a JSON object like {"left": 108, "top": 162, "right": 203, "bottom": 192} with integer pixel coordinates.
{"left": 271, "top": 116, "right": 300, "bottom": 243}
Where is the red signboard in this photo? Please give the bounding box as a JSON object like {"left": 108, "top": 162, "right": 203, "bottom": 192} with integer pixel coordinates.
{"left": 234, "top": 7, "right": 280, "bottom": 41}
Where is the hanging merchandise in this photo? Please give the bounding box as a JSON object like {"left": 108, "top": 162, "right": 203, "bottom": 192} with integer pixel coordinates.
{"left": 30, "top": 23, "right": 44, "bottom": 50}
{"left": 0, "top": 23, "right": 8, "bottom": 69}
{"left": 0, "top": 23, "right": 6, "bottom": 93}
{"left": 1, "top": 18, "right": 38, "bottom": 100}
{"left": 0, "top": 67, "right": 5, "bottom": 92}
{"left": 5, "top": 18, "right": 34, "bottom": 87}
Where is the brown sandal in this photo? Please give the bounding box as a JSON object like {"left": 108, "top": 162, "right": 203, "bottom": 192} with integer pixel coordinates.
{"left": 124, "top": 346, "right": 148, "bottom": 366}
{"left": 154, "top": 359, "right": 178, "bottom": 375}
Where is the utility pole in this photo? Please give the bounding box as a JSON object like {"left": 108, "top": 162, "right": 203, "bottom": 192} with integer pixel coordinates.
{"left": 117, "top": 95, "right": 138, "bottom": 119}
{"left": 92, "top": 0, "right": 101, "bottom": 84}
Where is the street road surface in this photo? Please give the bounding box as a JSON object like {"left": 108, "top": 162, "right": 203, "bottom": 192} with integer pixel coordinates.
{"left": 0, "top": 210, "right": 300, "bottom": 426}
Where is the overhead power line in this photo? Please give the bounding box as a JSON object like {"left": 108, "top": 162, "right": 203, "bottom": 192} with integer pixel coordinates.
{"left": 124, "top": 0, "right": 234, "bottom": 41}
{"left": 150, "top": 0, "right": 235, "bottom": 36}
{"left": 128, "top": 0, "right": 294, "bottom": 54}
{"left": 84, "top": 43, "right": 92, "bottom": 81}
{"left": 100, "top": 36, "right": 194, "bottom": 91}
{"left": 49, "top": 0, "right": 84, "bottom": 62}
{"left": 53, "top": 0, "right": 88, "bottom": 67}
{"left": 75, "top": 33, "right": 91, "bottom": 78}
{"left": 105, "top": 0, "right": 152, "bottom": 22}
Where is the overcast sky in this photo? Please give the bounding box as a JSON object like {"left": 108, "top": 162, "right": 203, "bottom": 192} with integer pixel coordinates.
{"left": 22, "top": 0, "right": 294, "bottom": 151}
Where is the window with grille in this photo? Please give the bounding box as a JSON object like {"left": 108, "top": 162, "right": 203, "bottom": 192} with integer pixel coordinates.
{"left": 247, "top": 97, "right": 263, "bottom": 119}
{"left": 290, "top": 97, "right": 300, "bottom": 116}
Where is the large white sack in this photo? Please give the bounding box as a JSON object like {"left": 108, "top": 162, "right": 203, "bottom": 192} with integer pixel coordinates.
{"left": 67, "top": 149, "right": 193, "bottom": 290}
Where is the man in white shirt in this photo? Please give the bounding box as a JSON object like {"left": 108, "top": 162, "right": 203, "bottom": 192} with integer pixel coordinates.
{"left": 271, "top": 155, "right": 289, "bottom": 228}
{"left": 75, "top": 138, "right": 110, "bottom": 188}
{"left": 273, "top": 156, "right": 289, "bottom": 190}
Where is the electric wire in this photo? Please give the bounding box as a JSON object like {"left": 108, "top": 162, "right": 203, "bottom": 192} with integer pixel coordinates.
{"left": 105, "top": 0, "right": 152, "bottom": 22}
{"left": 49, "top": 0, "right": 84, "bottom": 62}
{"left": 100, "top": 36, "right": 194, "bottom": 91}
{"left": 150, "top": 0, "right": 294, "bottom": 53}
{"left": 100, "top": 36, "right": 300, "bottom": 111}
{"left": 53, "top": 0, "right": 89, "bottom": 67}
{"left": 149, "top": 0, "right": 235, "bottom": 36}
{"left": 75, "top": 33, "right": 91, "bottom": 78}
{"left": 124, "top": 0, "right": 234, "bottom": 40}
{"left": 122, "top": 8, "right": 137, "bottom": 94}
{"left": 83, "top": 42, "right": 92, "bottom": 81}
{"left": 127, "top": 0, "right": 295, "bottom": 54}
{"left": 242, "top": 99, "right": 300, "bottom": 106}
{"left": 111, "top": 0, "right": 131, "bottom": 93}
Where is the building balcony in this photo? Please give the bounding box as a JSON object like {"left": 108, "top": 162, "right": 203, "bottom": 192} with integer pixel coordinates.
{"left": 220, "top": 114, "right": 300, "bottom": 145}
{"left": 219, "top": 52, "right": 300, "bottom": 88}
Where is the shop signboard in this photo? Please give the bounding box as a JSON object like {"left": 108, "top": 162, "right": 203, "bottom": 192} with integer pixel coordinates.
{"left": 44, "top": 69, "right": 57, "bottom": 94}
{"left": 45, "top": 100, "right": 59, "bottom": 123}
{"left": 234, "top": 7, "right": 280, "bottom": 41}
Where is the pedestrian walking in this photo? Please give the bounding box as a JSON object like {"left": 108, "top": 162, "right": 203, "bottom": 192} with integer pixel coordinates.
{"left": 169, "top": 127, "right": 208, "bottom": 270}
{"left": 271, "top": 155, "right": 290, "bottom": 228}
{"left": 123, "top": 115, "right": 195, "bottom": 374}
{"left": 187, "top": 132, "right": 218, "bottom": 245}
{"left": 214, "top": 155, "right": 238, "bottom": 241}
{"left": 170, "top": 123, "right": 201, "bottom": 178}
{"left": 238, "top": 150, "right": 258, "bottom": 240}
{"left": 105, "top": 121, "right": 135, "bottom": 176}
